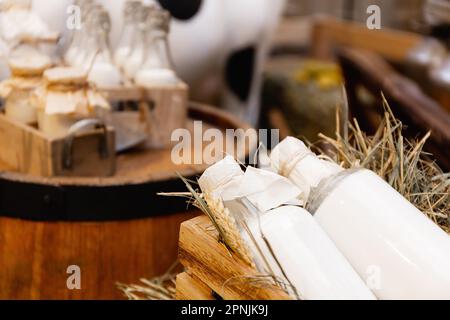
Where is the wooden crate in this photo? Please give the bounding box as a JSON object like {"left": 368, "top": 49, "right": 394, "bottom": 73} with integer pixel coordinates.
{"left": 177, "top": 215, "right": 291, "bottom": 300}
{"left": 0, "top": 113, "right": 115, "bottom": 177}
{"left": 101, "top": 82, "right": 189, "bottom": 149}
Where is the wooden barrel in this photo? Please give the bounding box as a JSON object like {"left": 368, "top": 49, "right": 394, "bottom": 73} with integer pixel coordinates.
{"left": 0, "top": 103, "right": 257, "bottom": 299}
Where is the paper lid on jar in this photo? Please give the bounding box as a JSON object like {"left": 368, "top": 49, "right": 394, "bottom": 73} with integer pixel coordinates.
{"left": 198, "top": 156, "right": 244, "bottom": 196}
{"left": 0, "top": 0, "right": 31, "bottom": 10}
{"left": 8, "top": 54, "right": 52, "bottom": 77}
{"left": 44, "top": 67, "right": 87, "bottom": 85}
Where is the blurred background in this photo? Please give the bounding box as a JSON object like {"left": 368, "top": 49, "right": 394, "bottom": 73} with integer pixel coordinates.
{"left": 263, "top": 0, "right": 450, "bottom": 170}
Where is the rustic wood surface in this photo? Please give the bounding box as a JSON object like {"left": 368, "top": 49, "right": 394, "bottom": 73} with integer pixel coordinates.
{"left": 431, "top": 85, "right": 450, "bottom": 113}
{"left": 311, "top": 17, "right": 423, "bottom": 63}
{"left": 176, "top": 272, "right": 215, "bottom": 300}
{"left": 0, "top": 114, "right": 116, "bottom": 177}
{"left": 0, "top": 211, "right": 198, "bottom": 299}
{"left": 178, "top": 216, "right": 291, "bottom": 300}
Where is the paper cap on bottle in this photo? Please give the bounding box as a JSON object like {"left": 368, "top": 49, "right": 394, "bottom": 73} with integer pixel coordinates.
{"left": 198, "top": 156, "right": 244, "bottom": 195}
{"left": 270, "top": 137, "right": 342, "bottom": 201}
{"left": 270, "top": 137, "right": 313, "bottom": 176}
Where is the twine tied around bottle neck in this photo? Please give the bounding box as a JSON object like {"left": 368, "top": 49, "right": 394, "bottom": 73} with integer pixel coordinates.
{"left": 278, "top": 148, "right": 313, "bottom": 179}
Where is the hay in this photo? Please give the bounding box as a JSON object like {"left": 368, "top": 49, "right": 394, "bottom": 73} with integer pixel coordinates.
{"left": 316, "top": 94, "right": 449, "bottom": 234}
{"left": 117, "top": 262, "right": 178, "bottom": 300}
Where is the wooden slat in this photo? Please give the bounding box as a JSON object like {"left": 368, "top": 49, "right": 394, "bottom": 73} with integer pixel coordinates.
{"left": 51, "top": 128, "right": 116, "bottom": 177}
{"left": 0, "top": 211, "right": 198, "bottom": 299}
{"left": 0, "top": 114, "right": 52, "bottom": 176}
{"left": 141, "top": 83, "right": 188, "bottom": 149}
{"left": 176, "top": 272, "right": 216, "bottom": 300}
{"left": 311, "top": 16, "right": 423, "bottom": 63}
{"left": 100, "top": 83, "right": 189, "bottom": 149}
{"left": 0, "top": 114, "right": 116, "bottom": 177}
{"left": 267, "top": 108, "right": 293, "bottom": 140}
{"left": 179, "top": 216, "right": 291, "bottom": 300}
{"left": 338, "top": 47, "right": 450, "bottom": 170}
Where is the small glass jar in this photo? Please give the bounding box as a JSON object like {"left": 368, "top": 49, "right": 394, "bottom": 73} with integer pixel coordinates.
{"left": 0, "top": 54, "right": 51, "bottom": 124}
{"left": 34, "top": 67, "right": 110, "bottom": 138}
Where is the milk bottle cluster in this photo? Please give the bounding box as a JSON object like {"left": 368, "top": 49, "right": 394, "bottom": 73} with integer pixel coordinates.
{"left": 64, "top": 0, "right": 180, "bottom": 88}
{"left": 196, "top": 137, "right": 450, "bottom": 300}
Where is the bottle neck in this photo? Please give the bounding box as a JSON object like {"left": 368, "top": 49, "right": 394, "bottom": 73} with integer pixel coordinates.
{"left": 143, "top": 30, "right": 173, "bottom": 69}
{"left": 95, "top": 30, "right": 113, "bottom": 62}
{"left": 117, "top": 21, "right": 136, "bottom": 46}
{"left": 306, "top": 168, "right": 359, "bottom": 214}
{"left": 271, "top": 137, "right": 343, "bottom": 202}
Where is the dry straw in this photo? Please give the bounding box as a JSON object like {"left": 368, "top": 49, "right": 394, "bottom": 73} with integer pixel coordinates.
{"left": 117, "top": 262, "right": 178, "bottom": 300}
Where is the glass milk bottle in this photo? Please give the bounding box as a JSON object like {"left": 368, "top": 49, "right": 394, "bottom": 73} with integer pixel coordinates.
{"left": 64, "top": 0, "right": 94, "bottom": 66}
{"left": 71, "top": 4, "right": 102, "bottom": 69}
{"left": 114, "top": 0, "right": 141, "bottom": 69}
{"left": 134, "top": 9, "right": 180, "bottom": 86}
{"left": 87, "top": 10, "right": 122, "bottom": 87}
{"left": 123, "top": 5, "right": 153, "bottom": 80}
{"left": 270, "top": 137, "right": 450, "bottom": 300}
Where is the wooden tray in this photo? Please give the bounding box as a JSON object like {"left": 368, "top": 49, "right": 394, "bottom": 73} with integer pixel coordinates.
{"left": 0, "top": 114, "right": 116, "bottom": 177}
{"left": 101, "top": 82, "right": 189, "bottom": 148}
{"left": 177, "top": 215, "right": 291, "bottom": 300}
